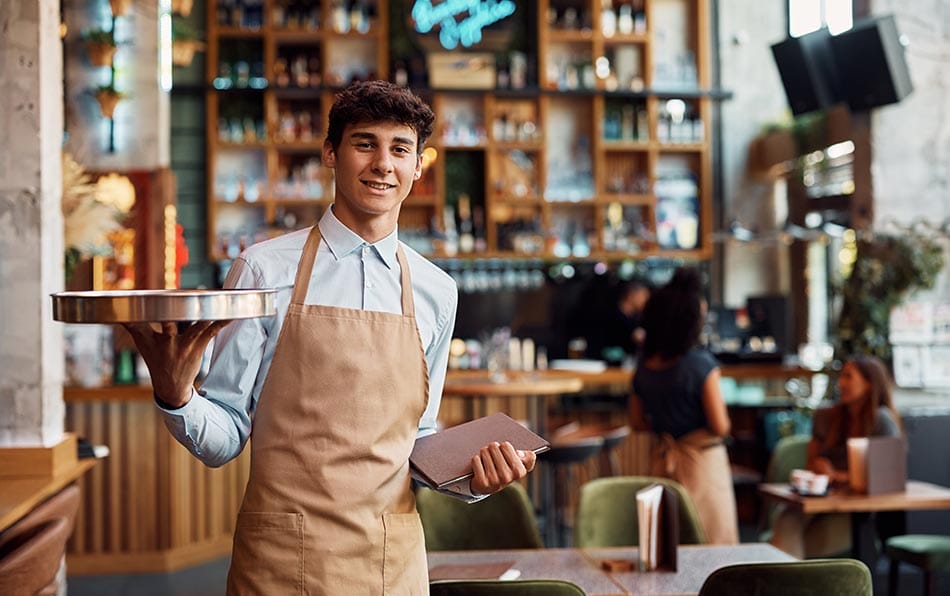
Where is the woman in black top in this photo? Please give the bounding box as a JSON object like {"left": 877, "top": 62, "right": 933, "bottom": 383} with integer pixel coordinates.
{"left": 629, "top": 268, "right": 738, "bottom": 544}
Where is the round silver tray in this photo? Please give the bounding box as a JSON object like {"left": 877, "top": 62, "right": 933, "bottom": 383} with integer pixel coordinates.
{"left": 51, "top": 289, "right": 277, "bottom": 324}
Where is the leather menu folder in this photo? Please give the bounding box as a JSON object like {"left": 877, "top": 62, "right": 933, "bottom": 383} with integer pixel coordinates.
{"left": 635, "top": 483, "right": 679, "bottom": 572}
{"left": 410, "top": 413, "right": 550, "bottom": 489}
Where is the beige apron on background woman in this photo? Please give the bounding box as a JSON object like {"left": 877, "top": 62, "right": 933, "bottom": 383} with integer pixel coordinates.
{"left": 651, "top": 429, "right": 739, "bottom": 545}
{"left": 227, "top": 226, "right": 430, "bottom": 595}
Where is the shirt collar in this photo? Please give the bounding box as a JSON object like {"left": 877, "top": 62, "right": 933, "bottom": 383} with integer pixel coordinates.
{"left": 318, "top": 206, "right": 398, "bottom": 270}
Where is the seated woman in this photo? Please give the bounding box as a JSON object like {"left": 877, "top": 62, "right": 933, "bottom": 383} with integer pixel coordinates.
{"left": 770, "top": 354, "right": 903, "bottom": 558}
{"left": 629, "top": 267, "right": 738, "bottom": 544}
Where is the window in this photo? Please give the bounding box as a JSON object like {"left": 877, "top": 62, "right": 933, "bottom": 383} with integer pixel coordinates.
{"left": 789, "top": 0, "right": 852, "bottom": 37}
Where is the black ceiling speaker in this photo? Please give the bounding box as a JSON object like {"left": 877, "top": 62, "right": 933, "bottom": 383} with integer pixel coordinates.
{"left": 771, "top": 27, "right": 844, "bottom": 116}
{"left": 830, "top": 14, "right": 913, "bottom": 111}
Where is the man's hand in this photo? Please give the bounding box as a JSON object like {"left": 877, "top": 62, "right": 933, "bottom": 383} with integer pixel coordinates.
{"left": 469, "top": 441, "right": 537, "bottom": 495}
{"left": 122, "top": 320, "right": 230, "bottom": 408}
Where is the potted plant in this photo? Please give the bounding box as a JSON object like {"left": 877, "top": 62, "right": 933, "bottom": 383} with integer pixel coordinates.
{"left": 94, "top": 84, "right": 125, "bottom": 119}
{"left": 835, "top": 231, "right": 945, "bottom": 362}
{"left": 171, "top": 16, "right": 206, "bottom": 67}
{"left": 171, "top": 0, "right": 194, "bottom": 17}
{"left": 109, "top": 0, "right": 132, "bottom": 17}
{"left": 81, "top": 28, "right": 117, "bottom": 67}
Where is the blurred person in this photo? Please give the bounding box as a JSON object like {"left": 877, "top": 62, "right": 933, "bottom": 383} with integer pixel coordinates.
{"left": 629, "top": 267, "right": 738, "bottom": 544}
{"left": 581, "top": 277, "right": 651, "bottom": 365}
{"left": 770, "top": 355, "right": 902, "bottom": 558}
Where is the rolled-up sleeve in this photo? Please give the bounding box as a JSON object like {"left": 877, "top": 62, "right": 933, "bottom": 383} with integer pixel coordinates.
{"left": 157, "top": 257, "right": 269, "bottom": 467}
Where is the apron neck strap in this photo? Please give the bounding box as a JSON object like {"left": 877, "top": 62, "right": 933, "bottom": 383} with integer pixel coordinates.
{"left": 395, "top": 244, "right": 415, "bottom": 317}
{"left": 291, "top": 224, "right": 417, "bottom": 317}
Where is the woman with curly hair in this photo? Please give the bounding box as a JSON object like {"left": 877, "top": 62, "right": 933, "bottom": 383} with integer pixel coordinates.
{"left": 629, "top": 267, "right": 738, "bottom": 544}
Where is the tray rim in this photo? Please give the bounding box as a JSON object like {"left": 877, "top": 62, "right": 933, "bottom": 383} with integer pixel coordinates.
{"left": 51, "top": 288, "right": 278, "bottom": 324}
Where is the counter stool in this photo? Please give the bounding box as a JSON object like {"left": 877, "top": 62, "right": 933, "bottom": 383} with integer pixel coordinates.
{"left": 551, "top": 422, "right": 631, "bottom": 477}
{"left": 886, "top": 534, "right": 950, "bottom": 596}
{"left": 598, "top": 424, "right": 631, "bottom": 477}
{"left": 539, "top": 435, "right": 604, "bottom": 547}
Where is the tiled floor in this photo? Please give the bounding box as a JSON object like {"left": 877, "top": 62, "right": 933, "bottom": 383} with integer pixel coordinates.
{"left": 67, "top": 556, "right": 229, "bottom": 596}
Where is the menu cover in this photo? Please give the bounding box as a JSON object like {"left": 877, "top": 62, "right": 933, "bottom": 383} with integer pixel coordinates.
{"left": 635, "top": 483, "right": 679, "bottom": 572}
{"left": 410, "top": 413, "right": 550, "bottom": 489}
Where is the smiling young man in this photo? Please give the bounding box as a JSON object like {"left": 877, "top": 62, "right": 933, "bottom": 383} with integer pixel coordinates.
{"left": 124, "top": 80, "right": 536, "bottom": 595}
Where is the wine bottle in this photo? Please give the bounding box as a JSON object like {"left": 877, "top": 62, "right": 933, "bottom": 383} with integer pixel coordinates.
{"left": 457, "top": 193, "right": 475, "bottom": 254}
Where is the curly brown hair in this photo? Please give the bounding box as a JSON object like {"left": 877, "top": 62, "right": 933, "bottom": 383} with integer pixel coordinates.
{"left": 640, "top": 267, "right": 704, "bottom": 360}
{"left": 325, "top": 80, "right": 435, "bottom": 154}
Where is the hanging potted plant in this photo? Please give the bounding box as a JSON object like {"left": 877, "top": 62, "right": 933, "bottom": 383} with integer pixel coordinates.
{"left": 81, "top": 28, "right": 117, "bottom": 68}
{"left": 109, "top": 0, "right": 133, "bottom": 17}
{"left": 94, "top": 84, "right": 125, "bottom": 119}
{"left": 171, "top": 16, "right": 206, "bottom": 67}
{"left": 171, "top": 0, "right": 194, "bottom": 17}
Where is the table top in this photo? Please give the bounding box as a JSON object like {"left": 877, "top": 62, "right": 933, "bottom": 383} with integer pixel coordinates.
{"left": 443, "top": 370, "right": 584, "bottom": 396}
{"left": 0, "top": 458, "right": 97, "bottom": 532}
{"left": 759, "top": 480, "right": 950, "bottom": 514}
{"left": 592, "top": 544, "right": 795, "bottom": 595}
{"left": 427, "top": 543, "right": 795, "bottom": 596}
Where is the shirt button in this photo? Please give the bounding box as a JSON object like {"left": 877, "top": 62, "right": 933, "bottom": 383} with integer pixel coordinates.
{"left": 365, "top": 281, "right": 374, "bottom": 289}
{"left": 362, "top": 246, "right": 370, "bottom": 255}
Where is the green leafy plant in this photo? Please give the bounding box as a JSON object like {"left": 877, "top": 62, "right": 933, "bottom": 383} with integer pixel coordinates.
{"left": 95, "top": 83, "right": 124, "bottom": 98}
{"left": 171, "top": 15, "right": 202, "bottom": 42}
{"left": 81, "top": 28, "right": 116, "bottom": 46}
{"left": 835, "top": 232, "right": 945, "bottom": 362}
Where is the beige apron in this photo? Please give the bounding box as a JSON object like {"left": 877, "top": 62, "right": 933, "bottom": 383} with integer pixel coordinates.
{"left": 227, "top": 226, "right": 430, "bottom": 595}
{"left": 650, "top": 429, "right": 739, "bottom": 545}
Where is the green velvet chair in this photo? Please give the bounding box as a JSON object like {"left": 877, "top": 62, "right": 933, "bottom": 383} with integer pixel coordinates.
{"left": 886, "top": 534, "right": 950, "bottom": 596}
{"left": 429, "top": 579, "right": 586, "bottom": 595}
{"left": 698, "top": 558, "right": 873, "bottom": 596}
{"left": 759, "top": 434, "right": 810, "bottom": 539}
{"left": 760, "top": 434, "right": 851, "bottom": 558}
{"left": 416, "top": 483, "right": 544, "bottom": 551}
{"left": 573, "top": 476, "right": 706, "bottom": 548}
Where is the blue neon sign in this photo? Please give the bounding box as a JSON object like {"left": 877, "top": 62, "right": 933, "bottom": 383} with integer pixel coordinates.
{"left": 411, "top": 0, "right": 517, "bottom": 50}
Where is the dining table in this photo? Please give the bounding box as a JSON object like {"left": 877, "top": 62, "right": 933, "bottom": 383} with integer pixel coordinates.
{"left": 427, "top": 543, "right": 796, "bottom": 596}
{"left": 759, "top": 480, "right": 950, "bottom": 565}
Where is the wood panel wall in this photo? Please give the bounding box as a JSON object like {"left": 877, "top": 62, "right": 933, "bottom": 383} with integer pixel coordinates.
{"left": 63, "top": 388, "right": 648, "bottom": 574}
{"left": 65, "top": 399, "right": 250, "bottom": 574}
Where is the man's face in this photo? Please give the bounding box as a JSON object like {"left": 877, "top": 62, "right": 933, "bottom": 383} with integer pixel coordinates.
{"left": 322, "top": 121, "right": 422, "bottom": 227}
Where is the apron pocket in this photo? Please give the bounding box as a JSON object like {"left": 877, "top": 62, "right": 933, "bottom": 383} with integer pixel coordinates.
{"left": 382, "top": 512, "right": 426, "bottom": 594}
{"left": 230, "top": 512, "right": 305, "bottom": 596}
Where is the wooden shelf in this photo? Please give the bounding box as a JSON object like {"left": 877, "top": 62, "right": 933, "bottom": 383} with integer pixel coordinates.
{"left": 205, "top": 0, "right": 714, "bottom": 264}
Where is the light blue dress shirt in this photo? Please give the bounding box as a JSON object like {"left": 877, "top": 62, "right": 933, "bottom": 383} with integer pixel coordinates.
{"left": 158, "top": 208, "right": 459, "bottom": 478}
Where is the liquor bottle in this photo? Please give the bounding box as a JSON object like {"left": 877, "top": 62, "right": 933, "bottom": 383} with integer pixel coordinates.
{"left": 332, "top": 0, "right": 349, "bottom": 33}
{"left": 618, "top": 2, "right": 634, "bottom": 34}
{"left": 601, "top": 0, "right": 616, "bottom": 38}
{"left": 621, "top": 104, "right": 635, "bottom": 140}
{"left": 473, "top": 205, "right": 487, "bottom": 253}
{"left": 457, "top": 193, "right": 475, "bottom": 254}
{"left": 443, "top": 205, "right": 459, "bottom": 257}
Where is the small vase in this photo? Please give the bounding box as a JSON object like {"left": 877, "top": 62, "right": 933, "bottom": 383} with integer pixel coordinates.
{"left": 85, "top": 42, "right": 117, "bottom": 67}
{"left": 109, "top": 0, "right": 132, "bottom": 17}
{"left": 172, "top": 40, "right": 205, "bottom": 67}
{"left": 171, "top": 0, "right": 194, "bottom": 17}
{"left": 96, "top": 91, "right": 121, "bottom": 119}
